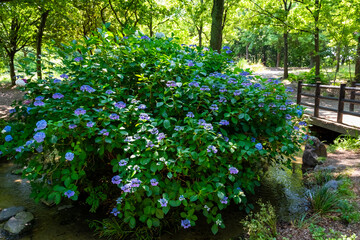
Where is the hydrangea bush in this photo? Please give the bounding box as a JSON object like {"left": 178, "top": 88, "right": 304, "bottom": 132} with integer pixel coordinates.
{"left": 1, "top": 27, "right": 307, "bottom": 234}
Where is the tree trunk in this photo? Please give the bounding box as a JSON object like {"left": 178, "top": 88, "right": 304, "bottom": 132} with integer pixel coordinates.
{"left": 210, "top": 0, "right": 224, "bottom": 52}
{"left": 314, "top": 28, "right": 320, "bottom": 80}
{"left": 276, "top": 50, "right": 280, "bottom": 68}
{"left": 283, "top": 32, "right": 289, "bottom": 79}
{"left": 245, "top": 43, "right": 249, "bottom": 60}
{"left": 9, "top": 52, "right": 16, "bottom": 85}
{"left": 36, "top": 10, "right": 50, "bottom": 80}
{"left": 355, "top": 35, "right": 360, "bottom": 83}
{"left": 198, "top": 25, "right": 203, "bottom": 47}
{"left": 335, "top": 45, "right": 341, "bottom": 73}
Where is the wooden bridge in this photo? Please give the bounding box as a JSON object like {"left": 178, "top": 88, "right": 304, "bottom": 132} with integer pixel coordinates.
{"left": 297, "top": 81, "right": 360, "bottom": 137}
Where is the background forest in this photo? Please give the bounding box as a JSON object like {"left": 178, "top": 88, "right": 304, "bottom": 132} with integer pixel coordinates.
{"left": 0, "top": 0, "right": 360, "bottom": 85}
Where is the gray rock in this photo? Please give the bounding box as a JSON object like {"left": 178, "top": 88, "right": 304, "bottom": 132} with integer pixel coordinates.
{"left": 305, "top": 136, "right": 327, "bottom": 158}
{"left": 3, "top": 211, "right": 34, "bottom": 235}
{"left": 302, "top": 148, "right": 319, "bottom": 169}
{"left": 58, "top": 205, "right": 74, "bottom": 211}
{"left": 0, "top": 207, "right": 25, "bottom": 222}
{"left": 324, "top": 180, "right": 339, "bottom": 190}
{"left": 302, "top": 136, "right": 328, "bottom": 172}
{"left": 314, "top": 165, "right": 337, "bottom": 172}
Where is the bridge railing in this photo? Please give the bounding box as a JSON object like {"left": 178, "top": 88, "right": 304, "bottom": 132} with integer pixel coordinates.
{"left": 297, "top": 81, "right": 360, "bottom": 123}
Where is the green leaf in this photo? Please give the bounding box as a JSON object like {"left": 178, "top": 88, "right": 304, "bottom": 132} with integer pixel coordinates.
{"left": 211, "top": 224, "right": 218, "bottom": 235}
{"left": 129, "top": 217, "right": 136, "bottom": 229}
{"left": 190, "top": 195, "right": 198, "bottom": 202}
{"left": 163, "top": 120, "right": 171, "bottom": 129}
{"left": 147, "top": 218, "right": 152, "bottom": 228}
{"left": 156, "top": 102, "right": 164, "bottom": 107}
{"left": 156, "top": 208, "right": 164, "bottom": 219}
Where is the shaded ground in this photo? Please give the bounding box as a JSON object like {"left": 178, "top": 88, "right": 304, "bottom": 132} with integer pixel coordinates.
{"left": 277, "top": 150, "right": 360, "bottom": 240}
{"left": 0, "top": 84, "right": 24, "bottom": 119}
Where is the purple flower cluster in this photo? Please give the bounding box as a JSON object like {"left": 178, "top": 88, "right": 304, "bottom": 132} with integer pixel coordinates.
{"left": 74, "top": 108, "right": 86, "bottom": 115}
{"left": 109, "top": 113, "right": 119, "bottom": 120}
{"left": 207, "top": 145, "right": 217, "bottom": 154}
{"left": 188, "top": 61, "right": 194, "bottom": 67}
{"left": 60, "top": 73, "right": 69, "bottom": 79}
{"left": 130, "top": 178, "right": 141, "bottom": 187}
{"left": 181, "top": 219, "right": 191, "bottom": 229}
{"left": 141, "top": 35, "right": 150, "bottom": 40}
{"left": 285, "top": 114, "right": 292, "bottom": 120}
{"left": 115, "top": 101, "right": 126, "bottom": 109}
{"left": 210, "top": 104, "right": 218, "bottom": 111}
{"left": 166, "top": 81, "right": 177, "bottom": 87}
{"left": 80, "top": 85, "right": 95, "bottom": 93}
{"left": 121, "top": 184, "right": 131, "bottom": 192}
{"left": 219, "top": 120, "right": 229, "bottom": 126}
{"left": 74, "top": 56, "right": 83, "bottom": 62}
{"left": 53, "top": 78, "right": 61, "bottom": 83}
{"left": 99, "top": 129, "right": 109, "bottom": 136}
{"left": 158, "top": 198, "right": 168, "bottom": 207}
{"left": 157, "top": 133, "right": 166, "bottom": 141}
{"left": 146, "top": 141, "right": 155, "bottom": 148}
{"left": 234, "top": 90, "right": 242, "bottom": 96}
{"left": 138, "top": 104, "right": 146, "bottom": 109}
{"left": 34, "top": 101, "right": 45, "bottom": 106}
{"left": 189, "top": 81, "right": 200, "bottom": 87}
{"left": 52, "top": 93, "right": 64, "bottom": 99}
{"left": 110, "top": 207, "right": 120, "bottom": 216}
{"left": 65, "top": 152, "right": 74, "bottom": 161}
{"left": 200, "top": 85, "right": 210, "bottom": 91}
{"left": 112, "top": 176, "right": 122, "bottom": 184}
{"left": 5, "top": 135, "right": 12, "bottom": 142}
{"left": 229, "top": 167, "right": 239, "bottom": 174}
{"left": 219, "top": 97, "right": 227, "bottom": 103}
{"left": 150, "top": 179, "right": 158, "bottom": 186}
{"left": 34, "top": 132, "right": 46, "bottom": 143}
{"left": 119, "top": 159, "right": 128, "bottom": 166}
{"left": 204, "top": 123, "right": 213, "bottom": 131}
{"left": 255, "top": 143, "right": 263, "bottom": 150}
{"left": 69, "top": 124, "right": 77, "bottom": 129}
{"left": 186, "top": 112, "right": 194, "bottom": 118}
{"left": 35, "top": 120, "right": 47, "bottom": 131}
{"left": 105, "top": 90, "right": 114, "bottom": 94}
{"left": 174, "top": 126, "right": 184, "bottom": 131}
{"left": 64, "top": 190, "right": 75, "bottom": 198}
{"left": 139, "top": 113, "right": 150, "bottom": 121}
{"left": 35, "top": 96, "right": 44, "bottom": 101}
{"left": 15, "top": 146, "right": 24, "bottom": 152}
{"left": 219, "top": 87, "right": 227, "bottom": 93}
{"left": 87, "top": 121, "right": 95, "bottom": 127}
{"left": 280, "top": 105, "right": 286, "bottom": 110}
{"left": 220, "top": 196, "right": 228, "bottom": 204}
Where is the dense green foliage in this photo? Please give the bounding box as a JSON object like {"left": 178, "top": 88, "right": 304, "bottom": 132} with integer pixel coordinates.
{"left": 0, "top": 29, "right": 307, "bottom": 233}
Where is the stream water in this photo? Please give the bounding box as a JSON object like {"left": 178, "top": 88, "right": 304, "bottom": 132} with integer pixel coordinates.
{"left": 0, "top": 162, "right": 96, "bottom": 240}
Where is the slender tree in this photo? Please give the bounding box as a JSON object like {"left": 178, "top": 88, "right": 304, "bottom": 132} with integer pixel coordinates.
{"left": 210, "top": 0, "right": 224, "bottom": 51}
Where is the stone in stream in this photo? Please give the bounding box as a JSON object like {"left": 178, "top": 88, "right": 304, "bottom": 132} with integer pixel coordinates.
{"left": 3, "top": 211, "right": 34, "bottom": 235}
{"left": 302, "top": 136, "right": 327, "bottom": 172}
{"left": 0, "top": 206, "right": 25, "bottom": 222}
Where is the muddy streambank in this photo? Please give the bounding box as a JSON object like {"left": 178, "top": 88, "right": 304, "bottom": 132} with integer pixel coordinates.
{"left": 0, "top": 161, "right": 97, "bottom": 240}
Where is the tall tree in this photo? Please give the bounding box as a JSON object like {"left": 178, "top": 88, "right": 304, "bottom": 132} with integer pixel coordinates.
{"left": 210, "top": 0, "right": 224, "bottom": 51}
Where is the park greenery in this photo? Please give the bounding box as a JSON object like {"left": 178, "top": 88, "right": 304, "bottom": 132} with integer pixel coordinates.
{"left": 0, "top": 0, "right": 360, "bottom": 239}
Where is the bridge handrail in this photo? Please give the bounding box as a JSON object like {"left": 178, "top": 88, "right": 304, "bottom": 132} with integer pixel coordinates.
{"left": 297, "top": 81, "right": 360, "bottom": 123}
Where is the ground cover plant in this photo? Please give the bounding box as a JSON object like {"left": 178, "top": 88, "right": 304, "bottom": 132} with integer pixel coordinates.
{"left": 0, "top": 27, "right": 307, "bottom": 235}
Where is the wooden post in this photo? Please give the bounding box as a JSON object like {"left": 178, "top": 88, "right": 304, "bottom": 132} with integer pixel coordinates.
{"left": 297, "top": 81, "right": 302, "bottom": 105}
{"left": 337, "top": 83, "right": 346, "bottom": 123}
{"left": 350, "top": 81, "right": 355, "bottom": 112}
{"left": 314, "top": 81, "right": 321, "bottom": 117}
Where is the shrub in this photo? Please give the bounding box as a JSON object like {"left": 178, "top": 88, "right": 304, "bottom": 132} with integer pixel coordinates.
{"left": 0, "top": 27, "right": 306, "bottom": 233}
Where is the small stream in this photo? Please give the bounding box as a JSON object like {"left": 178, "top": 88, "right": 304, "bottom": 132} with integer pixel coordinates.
{"left": 0, "top": 162, "right": 97, "bottom": 240}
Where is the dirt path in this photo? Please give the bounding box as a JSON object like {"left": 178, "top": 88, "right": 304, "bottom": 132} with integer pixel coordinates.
{"left": 0, "top": 85, "right": 24, "bottom": 119}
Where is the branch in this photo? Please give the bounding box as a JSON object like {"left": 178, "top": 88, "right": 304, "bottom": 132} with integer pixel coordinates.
{"left": 108, "top": 0, "right": 124, "bottom": 27}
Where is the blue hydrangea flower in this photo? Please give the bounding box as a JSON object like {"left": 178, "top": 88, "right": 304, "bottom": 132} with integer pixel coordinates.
{"left": 280, "top": 105, "right": 286, "bottom": 111}
{"left": 189, "top": 81, "right": 200, "bottom": 87}
{"left": 174, "top": 126, "right": 184, "bottom": 131}
{"left": 111, "top": 176, "right": 122, "bottom": 184}
{"left": 65, "top": 152, "right": 74, "bottom": 161}
{"left": 255, "top": 143, "right": 263, "bottom": 150}
{"left": 286, "top": 87, "right": 294, "bottom": 92}
{"left": 109, "top": 114, "right": 119, "bottom": 120}
{"left": 74, "top": 108, "right": 86, "bottom": 115}
{"left": 204, "top": 123, "right": 213, "bottom": 131}
{"left": 258, "top": 103, "right": 264, "bottom": 108}
{"left": 116, "top": 197, "right": 123, "bottom": 204}
{"left": 87, "top": 121, "right": 95, "bottom": 128}
{"left": 179, "top": 195, "right": 185, "bottom": 201}
{"left": 110, "top": 207, "right": 120, "bottom": 216}
{"left": 186, "top": 112, "right": 194, "bottom": 118}
{"left": 157, "top": 133, "right": 166, "bottom": 141}
{"left": 27, "top": 107, "right": 32, "bottom": 114}
{"left": 219, "top": 97, "right": 227, "bottom": 103}
{"left": 35, "top": 96, "right": 44, "bottom": 101}
{"left": 121, "top": 184, "right": 131, "bottom": 193}
{"left": 223, "top": 46, "right": 230, "bottom": 50}
{"left": 34, "top": 120, "right": 47, "bottom": 131}
{"left": 138, "top": 104, "right": 146, "bottom": 109}
{"left": 207, "top": 145, "right": 217, "bottom": 154}
{"left": 150, "top": 128, "right": 159, "bottom": 135}
{"left": 8, "top": 108, "right": 15, "bottom": 114}
{"left": 141, "top": 35, "right": 150, "bottom": 40}
{"left": 139, "top": 113, "right": 150, "bottom": 121}
{"left": 64, "top": 190, "right": 75, "bottom": 198}
{"left": 74, "top": 56, "right": 83, "bottom": 62}
{"left": 130, "top": 178, "right": 141, "bottom": 187}
{"left": 181, "top": 219, "right": 191, "bottom": 229}
{"left": 146, "top": 141, "right": 154, "bottom": 148}
{"left": 60, "top": 74, "right": 69, "bottom": 79}
{"left": 52, "top": 93, "right": 64, "bottom": 99}
{"left": 210, "top": 104, "right": 218, "bottom": 111}
{"left": 200, "top": 85, "right": 210, "bottom": 91}
{"left": 34, "top": 132, "right": 45, "bottom": 143}
{"left": 15, "top": 146, "right": 24, "bottom": 152}
{"left": 99, "top": 129, "right": 109, "bottom": 136}
{"left": 115, "top": 101, "right": 126, "bottom": 109}
{"left": 229, "top": 167, "right": 239, "bottom": 174}
{"left": 219, "top": 87, "right": 227, "bottom": 93}
{"left": 34, "top": 101, "right": 45, "bottom": 106}
{"left": 219, "top": 120, "right": 229, "bottom": 126}
{"left": 285, "top": 114, "right": 292, "bottom": 120}
{"left": 166, "top": 81, "right": 177, "bottom": 87}
{"left": 158, "top": 198, "right": 168, "bottom": 207}
{"left": 80, "top": 85, "right": 95, "bottom": 93}
{"left": 105, "top": 90, "right": 114, "bottom": 94}
{"left": 294, "top": 126, "right": 300, "bottom": 131}
{"left": 220, "top": 196, "right": 228, "bottom": 204}
{"left": 187, "top": 61, "right": 194, "bottom": 67}
{"left": 25, "top": 140, "right": 34, "bottom": 146}
{"left": 150, "top": 179, "right": 158, "bottom": 186}
{"left": 3, "top": 125, "right": 11, "bottom": 133}
{"left": 251, "top": 137, "right": 256, "bottom": 143}
{"left": 69, "top": 124, "right": 77, "bottom": 129}
{"left": 118, "top": 159, "right": 128, "bottom": 166}
{"left": 234, "top": 90, "right": 242, "bottom": 96}
{"left": 53, "top": 78, "right": 61, "bottom": 83}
